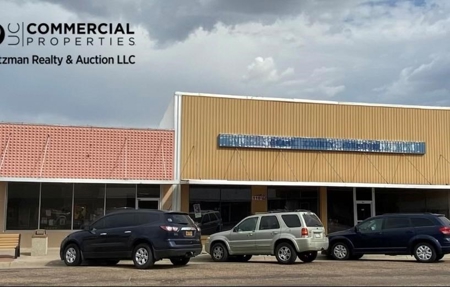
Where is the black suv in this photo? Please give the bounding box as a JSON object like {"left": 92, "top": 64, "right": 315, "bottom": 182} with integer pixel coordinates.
{"left": 60, "top": 209, "right": 202, "bottom": 269}
{"left": 327, "top": 213, "right": 450, "bottom": 263}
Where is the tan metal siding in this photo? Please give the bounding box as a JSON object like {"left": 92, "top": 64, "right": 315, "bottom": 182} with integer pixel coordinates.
{"left": 180, "top": 95, "right": 450, "bottom": 185}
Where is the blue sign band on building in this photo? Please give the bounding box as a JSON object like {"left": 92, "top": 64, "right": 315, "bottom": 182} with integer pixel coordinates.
{"left": 218, "top": 134, "right": 426, "bottom": 155}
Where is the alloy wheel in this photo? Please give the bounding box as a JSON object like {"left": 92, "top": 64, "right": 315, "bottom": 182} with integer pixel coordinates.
{"left": 65, "top": 247, "right": 77, "bottom": 264}
{"left": 135, "top": 247, "right": 149, "bottom": 265}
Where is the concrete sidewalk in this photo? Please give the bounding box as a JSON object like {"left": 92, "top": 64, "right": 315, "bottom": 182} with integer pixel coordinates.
{"left": 0, "top": 248, "right": 423, "bottom": 269}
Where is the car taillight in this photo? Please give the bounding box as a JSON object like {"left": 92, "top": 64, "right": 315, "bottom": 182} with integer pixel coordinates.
{"left": 301, "top": 228, "right": 309, "bottom": 237}
{"left": 440, "top": 226, "right": 450, "bottom": 235}
{"left": 160, "top": 226, "right": 180, "bottom": 232}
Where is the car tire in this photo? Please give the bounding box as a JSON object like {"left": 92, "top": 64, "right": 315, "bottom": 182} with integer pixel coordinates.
{"left": 63, "top": 244, "right": 82, "bottom": 266}
{"left": 170, "top": 257, "right": 190, "bottom": 266}
{"left": 413, "top": 242, "right": 437, "bottom": 263}
{"left": 235, "top": 255, "right": 252, "bottom": 262}
{"left": 298, "top": 251, "right": 318, "bottom": 263}
{"left": 132, "top": 244, "right": 155, "bottom": 269}
{"left": 211, "top": 242, "right": 229, "bottom": 262}
{"left": 350, "top": 254, "right": 363, "bottom": 260}
{"left": 436, "top": 254, "right": 445, "bottom": 261}
{"left": 331, "top": 242, "right": 351, "bottom": 260}
{"left": 275, "top": 242, "right": 297, "bottom": 264}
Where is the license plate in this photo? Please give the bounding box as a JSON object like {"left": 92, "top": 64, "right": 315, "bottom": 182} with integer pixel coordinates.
{"left": 185, "top": 231, "right": 193, "bottom": 237}
{"left": 314, "top": 233, "right": 321, "bottom": 238}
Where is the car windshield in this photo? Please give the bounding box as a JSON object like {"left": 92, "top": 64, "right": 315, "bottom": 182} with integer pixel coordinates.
{"left": 302, "top": 213, "right": 323, "bottom": 227}
{"left": 166, "top": 213, "right": 195, "bottom": 226}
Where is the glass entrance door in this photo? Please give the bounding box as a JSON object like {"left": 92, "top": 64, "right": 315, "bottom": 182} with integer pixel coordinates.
{"left": 137, "top": 199, "right": 159, "bottom": 210}
{"left": 356, "top": 203, "right": 372, "bottom": 224}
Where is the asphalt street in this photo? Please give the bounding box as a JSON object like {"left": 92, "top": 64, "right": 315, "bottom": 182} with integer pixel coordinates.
{"left": 1, "top": 255, "right": 449, "bottom": 286}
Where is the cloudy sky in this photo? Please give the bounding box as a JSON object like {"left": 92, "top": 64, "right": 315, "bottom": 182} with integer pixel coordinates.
{"left": 1, "top": 0, "right": 450, "bottom": 128}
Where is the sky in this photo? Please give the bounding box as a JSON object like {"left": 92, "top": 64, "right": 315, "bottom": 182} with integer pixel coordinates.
{"left": 1, "top": 0, "right": 450, "bottom": 128}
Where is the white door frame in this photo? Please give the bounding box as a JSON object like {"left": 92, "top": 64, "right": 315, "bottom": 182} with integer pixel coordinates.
{"left": 136, "top": 197, "right": 160, "bottom": 209}
{"left": 353, "top": 187, "right": 376, "bottom": 225}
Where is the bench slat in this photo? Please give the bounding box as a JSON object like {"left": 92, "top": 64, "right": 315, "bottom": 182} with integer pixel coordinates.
{"left": 0, "top": 246, "right": 18, "bottom": 249}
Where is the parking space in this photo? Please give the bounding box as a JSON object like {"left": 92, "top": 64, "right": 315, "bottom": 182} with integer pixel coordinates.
{"left": 0, "top": 255, "right": 449, "bottom": 286}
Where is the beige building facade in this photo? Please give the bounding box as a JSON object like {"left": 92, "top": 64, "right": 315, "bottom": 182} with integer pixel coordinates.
{"left": 164, "top": 92, "right": 450, "bottom": 235}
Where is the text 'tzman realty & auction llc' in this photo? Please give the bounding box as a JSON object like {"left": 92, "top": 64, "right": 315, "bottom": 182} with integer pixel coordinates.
{"left": 0, "top": 22, "right": 137, "bottom": 66}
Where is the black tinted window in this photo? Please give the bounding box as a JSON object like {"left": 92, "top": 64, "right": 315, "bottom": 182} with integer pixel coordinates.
{"left": 202, "top": 214, "right": 211, "bottom": 224}
{"left": 259, "top": 216, "right": 280, "bottom": 230}
{"left": 411, "top": 217, "right": 435, "bottom": 227}
{"left": 384, "top": 217, "right": 411, "bottom": 229}
{"left": 136, "top": 213, "right": 160, "bottom": 225}
{"left": 91, "top": 217, "right": 106, "bottom": 229}
{"left": 107, "top": 213, "right": 136, "bottom": 229}
{"left": 302, "top": 213, "right": 323, "bottom": 227}
{"left": 281, "top": 215, "right": 302, "bottom": 228}
{"left": 210, "top": 213, "right": 218, "bottom": 221}
{"left": 166, "top": 213, "right": 194, "bottom": 226}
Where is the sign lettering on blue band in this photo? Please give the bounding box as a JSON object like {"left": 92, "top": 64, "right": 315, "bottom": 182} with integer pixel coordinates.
{"left": 218, "top": 134, "right": 426, "bottom": 155}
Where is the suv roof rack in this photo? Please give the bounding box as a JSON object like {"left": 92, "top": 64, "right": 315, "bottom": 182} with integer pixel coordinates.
{"left": 267, "top": 209, "right": 312, "bottom": 213}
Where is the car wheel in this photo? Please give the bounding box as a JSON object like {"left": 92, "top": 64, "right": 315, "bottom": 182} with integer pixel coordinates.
{"left": 63, "top": 244, "right": 82, "bottom": 266}
{"left": 413, "top": 242, "right": 437, "bottom": 263}
{"left": 298, "top": 251, "right": 318, "bottom": 263}
{"left": 331, "top": 242, "right": 350, "bottom": 260}
{"left": 235, "top": 255, "right": 252, "bottom": 262}
{"left": 275, "top": 242, "right": 297, "bottom": 264}
{"left": 350, "top": 254, "right": 363, "bottom": 260}
{"left": 170, "top": 257, "right": 190, "bottom": 266}
{"left": 211, "top": 242, "right": 229, "bottom": 262}
{"left": 132, "top": 244, "right": 154, "bottom": 269}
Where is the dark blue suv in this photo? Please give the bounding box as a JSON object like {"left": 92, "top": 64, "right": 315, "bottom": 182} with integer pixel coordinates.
{"left": 60, "top": 209, "right": 202, "bottom": 269}
{"left": 326, "top": 213, "right": 450, "bottom": 263}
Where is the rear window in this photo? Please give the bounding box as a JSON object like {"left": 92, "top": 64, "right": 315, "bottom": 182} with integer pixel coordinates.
{"left": 166, "top": 213, "right": 195, "bottom": 226}
{"left": 281, "top": 215, "right": 302, "bottom": 228}
{"left": 302, "top": 213, "right": 323, "bottom": 227}
{"left": 438, "top": 215, "right": 450, "bottom": 226}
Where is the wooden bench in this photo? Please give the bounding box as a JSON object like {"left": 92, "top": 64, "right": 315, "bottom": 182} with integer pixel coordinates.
{"left": 0, "top": 234, "right": 21, "bottom": 259}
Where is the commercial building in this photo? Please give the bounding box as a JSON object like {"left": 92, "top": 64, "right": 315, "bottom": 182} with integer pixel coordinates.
{"left": 0, "top": 124, "right": 176, "bottom": 247}
{"left": 163, "top": 92, "right": 450, "bottom": 235}
{"left": 3, "top": 91, "right": 450, "bottom": 247}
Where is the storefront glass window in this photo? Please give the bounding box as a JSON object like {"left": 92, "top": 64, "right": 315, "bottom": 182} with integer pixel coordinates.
{"left": 327, "top": 187, "right": 354, "bottom": 233}
{"left": 73, "top": 184, "right": 106, "bottom": 229}
{"left": 267, "top": 187, "right": 319, "bottom": 214}
{"left": 105, "top": 184, "right": 136, "bottom": 213}
{"left": 40, "top": 183, "right": 73, "bottom": 230}
{"left": 6, "top": 182, "right": 40, "bottom": 230}
{"left": 189, "top": 185, "right": 251, "bottom": 235}
{"left": 375, "top": 188, "right": 449, "bottom": 217}
{"left": 137, "top": 184, "right": 160, "bottom": 198}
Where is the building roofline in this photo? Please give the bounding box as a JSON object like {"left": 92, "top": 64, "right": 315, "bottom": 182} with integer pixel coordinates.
{"left": 0, "top": 121, "right": 174, "bottom": 132}
{"left": 175, "top": 91, "right": 450, "bottom": 111}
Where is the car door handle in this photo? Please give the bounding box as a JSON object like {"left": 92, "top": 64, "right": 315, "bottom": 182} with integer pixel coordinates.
{"left": 272, "top": 231, "right": 279, "bottom": 235}
{"left": 248, "top": 233, "right": 254, "bottom": 236}
{"left": 100, "top": 233, "right": 107, "bottom": 236}
{"left": 124, "top": 231, "right": 131, "bottom": 234}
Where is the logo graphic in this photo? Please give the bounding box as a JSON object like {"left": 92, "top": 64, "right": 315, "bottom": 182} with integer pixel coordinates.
{"left": 0, "top": 25, "right": 5, "bottom": 44}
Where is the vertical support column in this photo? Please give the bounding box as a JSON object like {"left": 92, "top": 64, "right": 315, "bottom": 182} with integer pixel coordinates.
{"left": 180, "top": 184, "right": 190, "bottom": 213}
{"left": 251, "top": 186, "right": 267, "bottom": 214}
{"left": 0, "top": 182, "right": 6, "bottom": 232}
{"left": 319, "top": 186, "right": 328, "bottom": 233}
{"left": 161, "top": 184, "right": 175, "bottom": 210}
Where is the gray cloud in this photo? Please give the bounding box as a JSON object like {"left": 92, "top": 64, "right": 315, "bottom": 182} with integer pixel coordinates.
{"left": 1, "top": 0, "right": 450, "bottom": 129}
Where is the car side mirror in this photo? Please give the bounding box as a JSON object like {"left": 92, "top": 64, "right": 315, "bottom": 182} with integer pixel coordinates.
{"left": 233, "top": 227, "right": 238, "bottom": 232}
